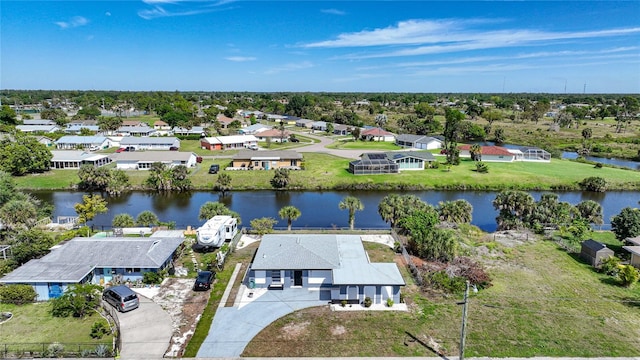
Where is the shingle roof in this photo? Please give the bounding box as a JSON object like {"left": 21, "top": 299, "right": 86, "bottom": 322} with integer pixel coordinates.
{"left": 251, "top": 234, "right": 405, "bottom": 286}
{"left": 361, "top": 127, "right": 394, "bottom": 136}
{"left": 459, "top": 145, "right": 513, "bottom": 156}
{"left": 0, "top": 237, "right": 184, "bottom": 283}
{"left": 581, "top": 239, "right": 609, "bottom": 252}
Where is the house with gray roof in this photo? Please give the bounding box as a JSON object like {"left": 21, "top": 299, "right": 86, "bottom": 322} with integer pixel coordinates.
{"left": 248, "top": 234, "right": 404, "bottom": 305}
{"left": 0, "top": 236, "right": 184, "bottom": 300}
{"left": 55, "top": 135, "right": 110, "bottom": 150}
{"left": 111, "top": 151, "right": 198, "bottom": 170}
{"left": 50, "top": 150, "right": 111, "bottom": 169}
{"left": 16, "top": 124, "right": 61, "bottom": 133}
{"left": 395, "top": 134, "right": 443, "bottom": 150}
{"left": 119, "top": 136, "right": 180, "bottom": 150}
{"left": 116, "top": 125, "right": 157, "bottom": 137}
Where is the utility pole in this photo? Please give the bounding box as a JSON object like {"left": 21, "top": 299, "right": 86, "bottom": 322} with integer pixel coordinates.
{"left": 458, "top": 280, "right": 470, "bottom": 360}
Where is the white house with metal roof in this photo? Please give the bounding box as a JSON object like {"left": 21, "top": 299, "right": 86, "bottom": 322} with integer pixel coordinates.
{"left": 0, "top": 235, "right": 184, "bottom": 300}
{"left": 50, "top": 150, "right": 112, "bottom": 169}
{"left": 16, "top": 124, "right": 61, "bottom": 133}
{"left": 119, "top": 136, "right": 180, "bottom": 150}
{"left": 248, "top": 234, "right": 405, "bottom": 305}
{"left": 55, "top": 135, "right": 111, "bottom": 150}
{"left": 111, "top": 151, "right": 198, "bottom": 170}
{"left": 395, "top": 134, "right": 444, "bottom": 150}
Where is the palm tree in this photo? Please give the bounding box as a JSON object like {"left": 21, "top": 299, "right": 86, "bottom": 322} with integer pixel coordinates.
{"left": 469, "top": 144, "right": 482, "bottom": 161}
{"left": 214, "top": 173, "right": 232, "bottom": 196}
{"left": 339, "top": 196, "right": 364, "bottom": 230}
{"left": 199, "top": 201, "right": 231, "bottom": 221}
{"left": 378, "top": 194, "right": 401, "bottom": 228}
{"left": 136, "top": 210, "right": 159, "bottom": 227}
{"left": 278, "top": 205, "right": 301, "bottom": 231}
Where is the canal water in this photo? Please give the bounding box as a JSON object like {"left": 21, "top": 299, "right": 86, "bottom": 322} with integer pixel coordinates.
{"left": 32, "top": 190, "right": 640, "bottom": 233}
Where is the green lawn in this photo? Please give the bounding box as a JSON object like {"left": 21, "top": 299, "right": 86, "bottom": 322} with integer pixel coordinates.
{"left": 242, "top": 239, "right": 640, "bottom": 357}
{"left": 327, "top": 139, "right": 402, "bottom": 151}
{"left": 0, "top": 302, "right": 113, "bottom": 355}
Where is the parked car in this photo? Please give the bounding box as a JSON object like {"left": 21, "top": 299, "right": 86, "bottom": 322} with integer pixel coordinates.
{"left": 290, "top": 137, "right": 300, "bottom": 143}
{"left": 247, "top": 144, "right": 258, "bottom": 150}
{"left": 116, "top": 147, "right": 126, "bottom": 153}
{"left": 102, "top": 285, "right": 139, "bottom": 312}
{"left": 169, "top": 146, "right": 179, "bottom": 151}
{"left": 209, "top": 164, "right": 220, "bottom": 174}
{"left": 196, "top": 156, "right": 203, "bottom": 163}
{"left": 193, "top": 271, "right": 215, "bottom": 291}
{"left": 124, "top": 146, "right": 136, "bottom": 152}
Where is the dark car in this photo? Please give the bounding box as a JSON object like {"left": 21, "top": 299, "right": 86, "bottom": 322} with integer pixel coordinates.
{"left": 290, "top": 137, "right": 300, "bottom": 143}
{"left": 196, "top": 156, "right": 203, "bottom": 163}
{"left": 209, "top": 164, "right": 220, "bottom": 174}
{"left": 169, "top": 146, "right": 179, "bottom": 151}
{"left": 124, "top": 146, "right": 136, "bottom": 152}
{"left": 193, "top": 271, "right": 215, "bottom": 291}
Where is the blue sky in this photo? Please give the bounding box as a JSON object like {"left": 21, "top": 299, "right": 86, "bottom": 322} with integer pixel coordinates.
{"left": 1, "top": 1, "right": 639, "bottom": 93}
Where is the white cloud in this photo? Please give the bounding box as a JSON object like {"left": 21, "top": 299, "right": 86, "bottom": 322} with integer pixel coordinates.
{"left": 55, "top": 16, "right": 89, "bottom": 29}
{"left": 105, "top": 12, "right": 111, "bottom": 17}
{"left": 302, "top": 18, "right": 640, "bottom": 60}
{"left": 225, "top": 56, "right": 257, "bottom": 62}
{"left": 265, "top": 61, "right": 314, "bottom": 75}
{"left": 321, "top": 8, "right": 346, "bottom": 16}
{"left": 138, "top": 0, "right": 236, "bottom": 19}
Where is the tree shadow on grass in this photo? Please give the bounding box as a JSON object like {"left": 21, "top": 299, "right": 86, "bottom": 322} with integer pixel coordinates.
{"left": 404, "top": 331, "right": 450, "bottom": 360}
{"left": 619, "top": 296, "right": 640, "bottom": 309}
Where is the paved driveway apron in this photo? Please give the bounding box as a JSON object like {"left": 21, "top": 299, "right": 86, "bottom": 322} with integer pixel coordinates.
{"left": 116, "top": 295, "right": 173, "bottom": 359}
{"left": 197, "top": 288, "right": 327, "bottom": 358}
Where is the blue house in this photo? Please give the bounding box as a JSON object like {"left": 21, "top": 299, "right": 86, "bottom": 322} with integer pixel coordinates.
{"left": 0, "top": 233, "right": 184, "bottom": 300}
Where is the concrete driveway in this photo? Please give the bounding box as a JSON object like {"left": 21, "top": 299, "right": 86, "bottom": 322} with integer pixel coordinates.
{"left": 197, "top": 287, "right": 327, "bottom": 358}
{"left": 115, "top": 294, "right": 173, "bottom": 359}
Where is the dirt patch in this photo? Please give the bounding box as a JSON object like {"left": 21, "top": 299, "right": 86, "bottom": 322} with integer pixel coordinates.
{"left": 281, "top": 321, "right": 310, "bottom": 340}
{"left": 331, "top": 325, "right": 346, "bottom": 336}
{"left": 151, "top": 277, "right": 210, "bottom": 357}
{"left": 491, "top": 230, "right": 537, "bottom": 247}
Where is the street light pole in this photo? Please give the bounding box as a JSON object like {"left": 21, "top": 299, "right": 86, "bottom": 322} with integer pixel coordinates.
{"left": 458, "top": 280, "right": 470, "bottom": 360}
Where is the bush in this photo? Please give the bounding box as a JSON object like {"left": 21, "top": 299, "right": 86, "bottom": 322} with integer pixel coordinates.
{"left": 143, "top": 271, "right": 163, "bottom": 284}
{"left": 386, "top": 298, "right": 394, "bottom": 307}
{"left": 0, "top": 284, "right": 37, "bottom": 304}
{"left": 600, "top": 255, "right": 621, "bottom": 276}
{"left": 340, "top": 299, "right": 347, "bottom": 307}
{"left": 426, "top": 270, "right": 467, "bottom": 293}
{"left": 363, "top": 297, "right": 372, "bottom": 308}
{"left": 475, "top": 162, "right": 488, "bottom": 173}
{"left": 579, "top": 176, "right": 607, "bottom": 192}
{"left": 90, "top": 320, "right": 110, "bottom": 339}
{"left": 618, "top": 265, "right": 640, "bottom": 287}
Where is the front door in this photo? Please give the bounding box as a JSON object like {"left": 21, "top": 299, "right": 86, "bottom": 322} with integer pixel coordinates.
{"left": 294, "top": 270, "right": 303, "bottom": 286}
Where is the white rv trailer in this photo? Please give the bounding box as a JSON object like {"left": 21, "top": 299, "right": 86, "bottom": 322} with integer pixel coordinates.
{"left": 195, "top": 215, "right": 238, "bottom": 251}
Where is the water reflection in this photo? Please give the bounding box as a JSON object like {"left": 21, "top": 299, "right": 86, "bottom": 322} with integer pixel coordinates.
{"left": 31, "top": 190, "right": 640, "bottom": 233}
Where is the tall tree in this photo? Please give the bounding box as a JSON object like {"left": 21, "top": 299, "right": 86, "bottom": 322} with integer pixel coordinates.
{"left": 339, "top": 196, "right": 364, "bottom": 230}
{"left": 270, "top": 168, "right": 291, "bottom": 189}
{"left": 74, "top": 194, "right": 108, "bottom": 233}
{"left": 198, "top": 201, "right": 241, "bottom": 223}
{"left": 0, "top": 105, "right": 18, "bottom": 125}
{"left": 136, "top": 210, "right": 159, "bottom": 226}
{"left": 438, "top": 200, "right": 473, "bottom": 223}
{"left": 443, "top": 108, "right": 465, "bottom": 165}
{"left": 278, "top": 205, "right": 301, "bottom": 231}
{"left": 214, "top": 173, "right": 232, "bottom": 196}
{"left": 0, "top": 133, "right": 52, "bottom": 175}
{"left": 575, "top": 200, "right": 604, "bottom": 225}
{"left": 112, "top": 213, "right": 135, "bottom": 228}
{"left": 611, "top": 207, "right": 640, "bottom": 240}
{"left": 492, "top": 190, "right": 536, "bottom": 230}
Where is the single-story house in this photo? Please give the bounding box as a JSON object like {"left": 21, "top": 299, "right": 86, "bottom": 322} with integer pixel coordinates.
{"left": 55, "top": 135, "right": 110, "bottom": 150}
{"left": 0, "top": 235, "right": 184, "bottom": 300}
{"left": 580, "top": 239, "right": 615, "bottom": 267}
{"left": 395, "top": 134, "right": 443, "bottom": 150}
{"left": 111, "top": 151, "right": 198, "bottom": 170}
{"left": 623, "top": 246, "right": 640, "bottom": 268}
{"left": 216, "top": 114, "right": 237, "bottom": 129}
{"left": 248, "top": 234, "right": 405, "bottom": 305}
{"left": 116, "top": 125, "right": 156, "bottom": 137}
{"left": 173, "top": 126, "right": 206, "bottom": 137}
{"left": 50, "top": 150, "right": 112, "bottom": 169}
{"left": 360, "top": 127, "right": 395, "bottom": 142}
{"left": 266, "top": 114, "right": 287, "bottom": 122}
{"left": 280, "top": 116, "right": 299, "bottom": 125}
{"left": 349, "top": 153, "right": 399, "bottom": 175}
{"left": 200, "top": 135, "right": 258, "bottom": 150}
{"left": 295, "top": 119, "right": 314, "bottom": 128}
{"left": 34, "top": 135, "right": 55, "bottom": 147}
{"left": 459, "top": 145, "right": 516, "bottom": 162}
{"left": 349, "top": 152, "right": 436, "bottom": 174}
{"left": 23, "top": 119, "right": 56, "bottom": 126}
{"left": 153, "top": 120, "right": 171, "bottom": 131}
{"left": 333, "top": 124, "right": 351, "bottom": 136}
{"left": 230, "top": 150, "right": 303, "bottom": 170}
{"left": 254, "top": 129, "right": 291, "bottom": 143}
{"left": 120, "top": 136, "right": 180, "bottom": 151}
{"left": 241, "top": 110, "right": 264, "bottom": 119}
{"left": 238, "top": 124, "right": 271, "bottom": 135}
{"left": 625, "top": 236, "right": 640, "bottom": 246}
{"left": 15, "top": 125, "right": 61, "bottom": 133}
{"left": 311, "top": 121, "right": 327, "bottom": 131}
{"left": 64, "top": 124, "right": 100, "bottom": 134}
{"left": 120, "top": 120, "right": 147, "bottom": 127}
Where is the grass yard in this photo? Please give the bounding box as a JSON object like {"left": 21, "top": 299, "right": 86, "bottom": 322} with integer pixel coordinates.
{"left": 12, "top": 150, "right": 640, "bottom": 191}
{"left": 242, "top": 238, "right": 640, "bottom": 357}
{"left": 0, "top": 302, "right": 112, "bottom": 354}
{"left": 327, "top": 139, "right": 402, "bottom": 151}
